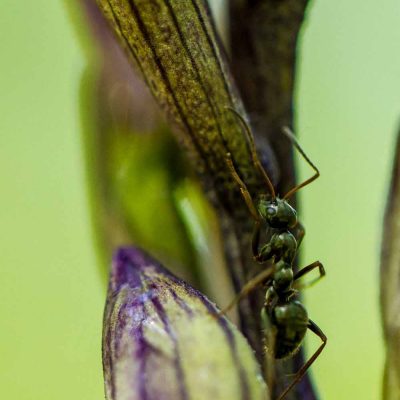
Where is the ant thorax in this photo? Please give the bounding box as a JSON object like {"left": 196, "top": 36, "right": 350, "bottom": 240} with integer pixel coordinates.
{"left": 259, "top": 231, "right": 297, "bottom": 264}
{"left": 257, "top": 197, "right": 297, "bottom": 229}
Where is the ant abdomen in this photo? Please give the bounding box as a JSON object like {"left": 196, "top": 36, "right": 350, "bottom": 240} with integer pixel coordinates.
{"left": 267, "top": 301, "right": 309, "bottom": 359}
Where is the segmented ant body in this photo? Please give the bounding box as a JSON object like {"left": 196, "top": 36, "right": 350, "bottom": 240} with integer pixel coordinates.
{"left": 222, "top": 109, "right": 327, "bottom": 400}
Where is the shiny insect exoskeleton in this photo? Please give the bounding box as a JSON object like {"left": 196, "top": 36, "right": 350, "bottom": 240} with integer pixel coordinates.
{"left": 222, "top": 109, "right": 327, "bottom": 400}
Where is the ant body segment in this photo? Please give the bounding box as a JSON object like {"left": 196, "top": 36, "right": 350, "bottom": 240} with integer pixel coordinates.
{"left": 221, "top": 109, "right": 327, "bottom": 400}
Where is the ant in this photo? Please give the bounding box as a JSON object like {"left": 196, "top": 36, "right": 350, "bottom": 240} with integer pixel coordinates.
{"left": 221, "top": 109, "right": 327, "bottom": 400}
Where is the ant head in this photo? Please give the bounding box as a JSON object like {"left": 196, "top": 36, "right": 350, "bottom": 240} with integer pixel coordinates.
{"left": 258, "top": 198, "right": 297, "bottom": 229}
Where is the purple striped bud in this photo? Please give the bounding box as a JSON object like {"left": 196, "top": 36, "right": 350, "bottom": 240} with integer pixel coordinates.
{"left": 103, "top": 247, "right": 268, "bottom": 400}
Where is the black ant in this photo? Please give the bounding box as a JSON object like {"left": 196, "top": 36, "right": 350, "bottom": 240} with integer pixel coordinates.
{"left": 221, "top": 109, "right": 327, "bottom": 400}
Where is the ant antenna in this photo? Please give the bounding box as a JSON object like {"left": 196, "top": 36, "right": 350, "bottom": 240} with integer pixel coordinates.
{"left": 227, "top": 107, "right": 276, "bottom": 199}
{"left": 282, "top": 127, "right": 320, "bottom": 200}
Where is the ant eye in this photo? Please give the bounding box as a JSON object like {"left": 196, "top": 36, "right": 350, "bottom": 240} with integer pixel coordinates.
{"left": 267, "top": 207, "right": 276, "bottom": 216}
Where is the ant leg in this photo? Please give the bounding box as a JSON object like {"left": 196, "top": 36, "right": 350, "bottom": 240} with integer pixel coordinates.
{"left": 282, "top": 127, "right": 320, "bottom": 200}
{"left": 260, "top": 308, "right": 277, "bottom": 398}
{"left": 252, "top": 221, "right": 265, "bottom": 262}
{"left": 292, "top": 221, "right": 305, "bottom": 250}
{"left": 227, "top": 107, "right": 276, "bottom": 198}
{"left": 226, "top": 153, "right": 267, "bottom": 262}
{"left": 277, "top": 320, "right": 327, "bottom": 400}
{"left": 226, "top": 153, "right": 260, "bottom": 222}
{"left": 293, "top": 261, "right": 325, "bottom": 289}
{"left": 265, "top": 333, "right": 276, "bottom": 400}
{"left": 218, "top": 267, "right": 274, "bottom": 316}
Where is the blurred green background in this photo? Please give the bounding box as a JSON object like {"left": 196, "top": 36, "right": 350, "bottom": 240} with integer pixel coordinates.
{"left": 1, "top": 1, "right": 399, "bottom": 399}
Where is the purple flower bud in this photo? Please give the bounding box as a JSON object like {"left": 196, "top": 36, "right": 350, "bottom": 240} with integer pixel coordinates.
{"left": 103, "top": 247, "right": 268, "bottom": 400}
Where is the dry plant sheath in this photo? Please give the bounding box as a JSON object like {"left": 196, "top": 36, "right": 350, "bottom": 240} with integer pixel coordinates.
{"left": 94, "top": 0, "right": 276, "bottom": 358}
{"left": 90, "top": 1, "right": 320, "bottom": 399}
{"left": 96, "top": 0, "right": 252, "bottom": 179}
{"left": 381, "top": 127, "right": 400, "bottom": 400}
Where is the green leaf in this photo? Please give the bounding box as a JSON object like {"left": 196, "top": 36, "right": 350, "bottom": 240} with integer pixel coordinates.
{"left": 381, "top": 127, "right": 400, "bottom": 400}
{"left": 94, "top": 0, "right": 263, "bottom": 195}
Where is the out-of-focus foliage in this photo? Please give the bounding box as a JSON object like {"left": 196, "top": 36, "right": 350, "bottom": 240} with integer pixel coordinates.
{"left": 1, "top": 1, "right": 400, "bottom": 400}
{"left": 80, "top": 0, "right": 234, "bottom": 308}
{"left": 381, "top": 127, "right": 400, "bottom": 400}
